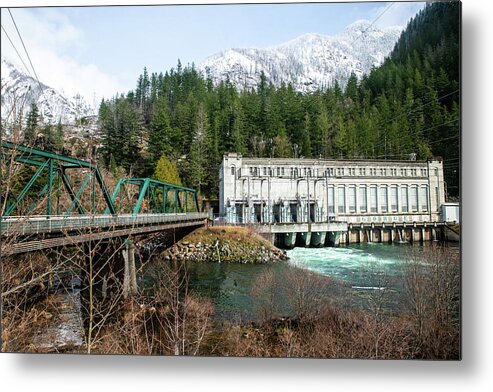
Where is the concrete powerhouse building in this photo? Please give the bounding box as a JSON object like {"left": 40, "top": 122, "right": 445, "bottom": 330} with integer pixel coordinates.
{"left": 219, "top": 153, "right": 447, "bottom": 247}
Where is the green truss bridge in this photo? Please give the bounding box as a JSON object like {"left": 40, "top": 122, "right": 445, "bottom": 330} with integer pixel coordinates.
{"left": 1, "top": 141, "right": 210, "bottom": 256}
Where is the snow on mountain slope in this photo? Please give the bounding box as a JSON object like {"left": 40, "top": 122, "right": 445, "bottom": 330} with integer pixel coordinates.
{"left": 1, "top": 57, "right": 95, "bottom": 126}
{"left": 199, "top": 20, "right": 402, "bottom": 92}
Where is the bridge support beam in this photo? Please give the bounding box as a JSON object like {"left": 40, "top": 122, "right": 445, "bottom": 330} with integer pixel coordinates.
{"left": 123, "top": 239, "right": 138, "bottom": 298}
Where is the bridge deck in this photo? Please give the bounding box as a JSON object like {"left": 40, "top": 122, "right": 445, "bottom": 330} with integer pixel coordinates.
{"left": 1, "top": 212, "right": 209, "bottom": 256}
{"left": 1, "top": 212, "right": 209, "bottom": 236}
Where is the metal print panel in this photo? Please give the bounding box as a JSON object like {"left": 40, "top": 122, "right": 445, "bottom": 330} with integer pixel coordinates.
{"left": 0, "top": 1, "right": 461, "bottom": 358}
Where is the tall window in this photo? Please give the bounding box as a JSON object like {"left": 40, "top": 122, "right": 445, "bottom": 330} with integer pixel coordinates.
{"left": 328, "top": 186, "right": 334, "bottom": 213}
{"left": 435, "top": 186, "right": 439, "bottom": 211}
{"left": 231, "top": 167, "right": 235, "bottom": 176}
{"left": 380, "top": 186, "right": 388, "bottom": 213}
{"left": 410, "top": 186, "right": 418, "bottom": 212}
{"left": 348, "top": 186, "right": 356, "bottom": 213}
{"left": 420, "top": 186, "right": 429, "bottom": 212}
{"left": 401, "top": 187, "right": 408, "bottom": 213}
{"left": 390, "top": 186, "right": 398, "bottom": 212}
{"left": 359, "top": 186, "right": 367, "bottom": 213}
{"left": 370, "top": 186, "right": 377, "bottom": 213}
{"left": 338, "top": 186, "right": 346, "bottom": 213}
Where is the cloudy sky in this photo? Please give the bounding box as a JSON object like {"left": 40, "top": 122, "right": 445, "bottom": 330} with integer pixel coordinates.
{"left": 1, "top": 1, "right": 426, "bottom": 107}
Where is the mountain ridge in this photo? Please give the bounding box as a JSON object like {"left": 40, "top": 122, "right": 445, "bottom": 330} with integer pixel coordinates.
{"left": 1, "top": 57, "right": 95, "bottom": 127}
{"left": 199, "top": 20, "right": 403, "bottom": 93}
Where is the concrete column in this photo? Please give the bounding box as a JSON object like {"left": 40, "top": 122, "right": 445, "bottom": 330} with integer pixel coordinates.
{"left": 123, "top": 239, "right": 137, "bottom": 298}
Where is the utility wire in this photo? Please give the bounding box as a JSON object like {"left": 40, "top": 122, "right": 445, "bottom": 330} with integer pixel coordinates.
{"left": 7, "top": 8, "right": 43, "bottom": 94}
{"left": 349, "top": 3, "right": 395, "bottom": 46}
{"left": 1, "top": 24, "right": 32, "bottom": 77}
{"left": 426, "top": 132, "right": 460, "bottom": 145}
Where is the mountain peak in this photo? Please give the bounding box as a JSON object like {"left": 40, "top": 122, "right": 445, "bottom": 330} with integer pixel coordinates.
{"left": 198, "top": 19, "right": 401, "bottom": 93}
{"left": 345, "top": 19, "right": 374, "bottom": 31}
{"left": 1, "top": 56, "right": 95, "bottom": 126}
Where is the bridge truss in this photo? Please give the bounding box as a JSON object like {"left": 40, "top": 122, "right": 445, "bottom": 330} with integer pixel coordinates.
{"left": 1, "top": 141, "right": 116, "bottom": 217}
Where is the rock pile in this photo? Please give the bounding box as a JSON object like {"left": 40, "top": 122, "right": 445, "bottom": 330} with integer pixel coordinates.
{"left": 160, "top": 227, "right": 288, "bottom": 264}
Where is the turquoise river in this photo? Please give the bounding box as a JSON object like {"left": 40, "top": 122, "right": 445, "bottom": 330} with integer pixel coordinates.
{"left": 188, "top": 242, "right": 459, "bottom": 323}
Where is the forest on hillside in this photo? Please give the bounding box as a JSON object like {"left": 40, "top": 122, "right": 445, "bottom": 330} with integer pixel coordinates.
{"left": 97, "top": 2, "right": 460, "bottom": 199}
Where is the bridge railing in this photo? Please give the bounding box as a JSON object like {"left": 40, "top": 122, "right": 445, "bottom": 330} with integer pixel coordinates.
{"left": 0, "top": 212, "right": 210, "bottom": 236}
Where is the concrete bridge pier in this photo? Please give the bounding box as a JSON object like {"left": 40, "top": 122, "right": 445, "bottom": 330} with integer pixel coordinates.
{"left": 283, "top": 232, "right": 297, "bottom": 248}
{"left": 122, "top": 238, "right": 138, "bottom": 299}
{"left": 327, "top": 231, "right": 342, "bottom": 247}
{"left": 311, "top": 232, "right": 326, "bottom": 247}
{"left": 297, "top": 232, "right": 311, "bottom": 247}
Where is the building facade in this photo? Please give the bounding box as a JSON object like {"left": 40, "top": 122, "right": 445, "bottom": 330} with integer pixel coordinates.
{"left": 219, "top": 153, "right": 446, "bottom": 227}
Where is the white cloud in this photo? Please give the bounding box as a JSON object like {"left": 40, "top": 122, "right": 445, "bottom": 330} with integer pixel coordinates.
{"left": 373, "top": 2, "right": 426, "bottom": 30}
{"left": 1, "top": 8, "right": 125, "bottom": 107}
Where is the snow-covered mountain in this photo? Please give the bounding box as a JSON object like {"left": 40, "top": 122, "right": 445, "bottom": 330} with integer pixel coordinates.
{"left": 1, "top": 57, "right": 95, "bottom": 126}
{"left": 199, "top": 20, "right": 402, "bottom": 93}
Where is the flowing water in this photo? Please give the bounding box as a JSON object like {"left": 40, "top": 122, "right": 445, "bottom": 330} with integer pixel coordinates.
{"left": 188, "top": 242, "right": 459, "bottom": 322}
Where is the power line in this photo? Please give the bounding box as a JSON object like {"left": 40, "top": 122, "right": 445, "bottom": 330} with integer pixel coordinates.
{"left": 349, "top": 3, "right": 395, "bottom": 46}
{"left": 426, "top": 131, "right": 460, "bottom": 145}
{"left": 1, "top": 24, "right": 33, "bottom": 77}
{"left": 385, "top": 89, "right": 460, "bottom": 132}
{"left": 7, "top": 8, "right": 43, "bottom": 94}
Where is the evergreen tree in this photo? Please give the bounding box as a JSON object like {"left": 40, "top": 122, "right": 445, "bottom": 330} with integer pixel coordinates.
{"left": 153, "top": 154, "right": 182, "bottom": 185}
{"left": 149, "top": 96, "right": 173, "bottom": 163}
{"left": 24, "top": 103, "right": 39, "bottom": 143}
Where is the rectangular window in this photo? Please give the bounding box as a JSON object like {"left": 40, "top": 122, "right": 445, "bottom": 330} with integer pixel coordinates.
{"left": 370, "top": 186, "right": 377, "bottom": 213}
{"left": 410, "top": 186, "right": 418, "bottom": 212}
{"left": 338, "top": 186, "right": 346, "bottom": 214}
{"left": 349, "top": 187, "right": 356, "bottom": 213}
{"left": 281, "top": 167, "right": 285, "bottom": 176}
{"left": 277, "top": 167, "right": 281, "bottom": 176}
{"left": 231, "top": 167, "right": 235, "bottom": 176}
{"left": 420, "top": 186, "right": 429, "bottom": 212}
{"left": 401, "top": 187, "right": 408, "bottom": 213}
{"left": 263, "top": 167, "right": 266, "bottom": 176}
{"left": 390, "top": 187, "right": 398, "bottom": 212}
{"left": 328, "top": 187, "right": 335, "bottom": 214}
{"left": 435, "top": 186, "right": 439, "bottom": 210}
{"left": 380, "top": 186, "right": 388, "bottom": 213}
{"left": 359, "top": 186, "right": 367, "bottom": 213}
